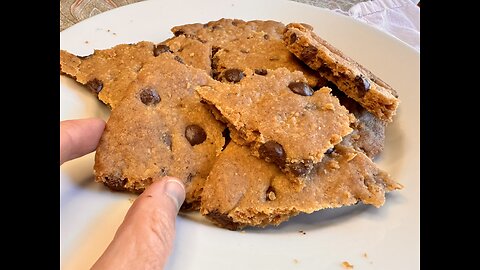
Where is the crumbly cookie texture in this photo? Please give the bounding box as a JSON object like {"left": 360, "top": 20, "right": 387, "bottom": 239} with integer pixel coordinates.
{"left": 171, "top": 18, "right": 321, "bottom": 87}
{"left": 160, "top": 34, "right": 213, "bottom": 75}
{"left": 60, "top": 41, "right": 157, "bottom": 109}
{"left": 93, "top": 53, "right": 225, "bottom": 211}
{"left": 200, "top": 142, "right": 402, "bottom": 230}
{"left": 196, "top": 68, "right": 354, "bottom": 178}
{"left": 283, "top": 23, "right": 399, "bottom": 122}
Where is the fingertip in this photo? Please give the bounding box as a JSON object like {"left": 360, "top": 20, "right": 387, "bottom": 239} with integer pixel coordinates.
{"left": 143, "top": 176, "right": 186, "bottom": 213}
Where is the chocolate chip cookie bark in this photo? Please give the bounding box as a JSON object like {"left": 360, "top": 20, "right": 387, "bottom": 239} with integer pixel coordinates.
{"left": 94, "top": 53, "right": 225, "bottom": 210}
{"left": 60, "top": 41, "right": 157, "bottom": 109}
{"left": 171, "top": 18, "right": 321, "bottom": 87}
{"left": 200, "top": 142, "right": 402, "bottom": 230}
{"left": 196, "top": 68, "right": 354, "bottom": 178}
{"left": 283, "top": 23, "right": 399, "bottom": 122}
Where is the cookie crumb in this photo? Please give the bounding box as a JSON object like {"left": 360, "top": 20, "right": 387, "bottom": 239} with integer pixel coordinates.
{"left": 322, "top": 103, "right": 335, "bottom": 110}
{"left": 341, "top": 261, "right": 354, "bottom": 269}
{"left": 128, "top": 198, "right": 135, "bottom": 204}
{"left": 84, "top": 40, "right": 89, "bottom": 44}
{"left": 293, "top": 259, "right": 299, "bottom": 264}
{"left": 362, "top": 252, "right": 368, "bottom": 258}
{"left": 298, "top": 230, "right": 306, "bottom": 235}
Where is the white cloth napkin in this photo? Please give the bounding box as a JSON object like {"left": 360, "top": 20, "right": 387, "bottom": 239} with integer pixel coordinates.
{"left": 345, "top": 0, "right": 420, "bottom": 51}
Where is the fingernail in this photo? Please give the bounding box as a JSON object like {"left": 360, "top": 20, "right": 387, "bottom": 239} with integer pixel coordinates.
{"left": 165, "top": 179, "right": 186, "bottom": 212}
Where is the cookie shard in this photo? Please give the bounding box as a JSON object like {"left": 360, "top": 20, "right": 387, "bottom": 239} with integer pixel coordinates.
{"left": 172, "top": 18, "right": 321, "bottom": 88}
{"left": 196, "top": 68, "right": 354, "bottom": 176}
{"left": 60, "top": 41, "right": 157, "bottom": 109}
{"left": 200, "top": 142, "right": 402, "bottom": 230}
{"left": 331, "top": 87, "right": 386, "bottom": 159}
{"left": 94, "top": 53, "right": 225, "bottom": 210}
{"left": 283, "top": 23, "right": 399, "bottom": 122}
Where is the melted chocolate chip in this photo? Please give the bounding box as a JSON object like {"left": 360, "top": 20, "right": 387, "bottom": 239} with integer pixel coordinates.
{"left": 86, "top": 78, "right": 103, "bottom": 94}
{"left": 300, "top": 45, "right": 318, "bottom": 63}
{"left": 288, "top": 82, "right": 314, "bottom": 96}
{"left": 289, "top": 161, "right": 312, "bottom": 177}
{"left": 254, "top": 69, "right": 268, "bottom": 76}
{"left": 139, "top": 88, "right": 161, "bottom": 105}
{"left": 263, "top": 34, "right": 270, "bottom": 40}
{"left": 289, "top": 33, "right": 297, "bottom": 44}
{"left": 153, "top": 44, "right": 171, "bottom": 56}
{"left": 173, "top": 30, "right": 185, "bottom": 36}
{"left": 259, "top": 141, "right": 286, "bottom": 167}
{"left": 224, "top": 68, "right": 245, "bottom": 83}
{"left": 185, "top": 124, "right": 207, "bottom": 146}
{"left": 355, "top": 75, "right": 371, "bottom": 96}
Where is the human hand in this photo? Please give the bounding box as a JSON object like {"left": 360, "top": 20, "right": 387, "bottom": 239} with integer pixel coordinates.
{"left": 60, "top": 118, "right": 186, "bottom": 269}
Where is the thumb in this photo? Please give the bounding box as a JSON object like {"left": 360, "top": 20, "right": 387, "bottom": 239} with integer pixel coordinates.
{"left": 92, "top": 177, "right": 186, "bottom": 270}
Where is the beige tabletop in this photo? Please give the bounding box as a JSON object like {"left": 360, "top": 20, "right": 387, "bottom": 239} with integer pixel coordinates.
{"left": 60, "top": 0, "right": 368, "bottom": 32}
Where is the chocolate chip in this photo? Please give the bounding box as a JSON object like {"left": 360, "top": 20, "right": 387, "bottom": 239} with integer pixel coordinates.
{"left": 153, "top": 44, "right": 171, "bottom": 56}
{"left": 263, "top": 34, "right": 269, "bottom": 40}
{"left": 186, "top": 173, "right": 194, "bottom": 183}
{"left": 103, "top": 177, "right": 127, "bottom": 191}
{"left": 174, "top": 55, "right": 184, "bottom": 64}
{"left": 300, "top": 45, "right": 318, "bottom": 63}
{"left": 86, "top": 78, "right": 103, "bottom": 94}
{"left": 139, "top": 88, "right": 161, "bottom": 105}
{"left": 224, "top": 68, "right": 245, "bottom": 83}
{"left": 325, "top": 147, "right": 334, "bottom": 155}
{"left": 259, "top": 141, "right": 286, "bottom": 167}
{"left": 288, "top": 82, "right": 314, "bottom": 96}
{"left": 161, "top": 133, "right": 172, "bottom": 150}
{"left": 289, "top": 161, "right": 313, "bottom": 177}
{"left": 173, "top": 30, "right": 185, "bottom": 36}
{"left": 255, "top": 69, "right": 268, "bottom": 76}
{"left": 355, "top": 74, "right": 371, "bottom": 96}
{"left": 185, "top": 124, "right": 207, "bottom": 146}
{"left": 289, "top": 33, "right": 297, "bottom": 44}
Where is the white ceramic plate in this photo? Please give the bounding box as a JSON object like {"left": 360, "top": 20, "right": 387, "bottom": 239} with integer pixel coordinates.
{"left": 60, "top": 0, "right": 420, "bottom": 269}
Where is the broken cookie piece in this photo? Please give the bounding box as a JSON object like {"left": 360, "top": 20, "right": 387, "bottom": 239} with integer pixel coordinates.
{"left": 200, "top": 142, "right": 402, "bottom": 230}
{"left": 196, "top": 68, "right": 354, "bottom": 178}
{"left": 93, "top": 53, "right": 225, "bottom": 211}
{"left": 172, "top": 18, "right": 321, "bottom": 87}
{"left": 283, "top": 23, "right": 399, "bottom": 122}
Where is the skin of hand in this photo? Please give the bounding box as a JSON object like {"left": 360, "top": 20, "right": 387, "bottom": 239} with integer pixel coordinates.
{"left": 60, "top": 118, "right": 186, "bottom": 270}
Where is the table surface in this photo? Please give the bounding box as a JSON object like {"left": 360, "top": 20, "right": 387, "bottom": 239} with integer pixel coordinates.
{"left": 60, "top": 0, "right": 369, "bottom": 32}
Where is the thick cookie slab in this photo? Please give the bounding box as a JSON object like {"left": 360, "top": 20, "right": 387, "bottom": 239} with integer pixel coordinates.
{"left": 94, "top": 53, "right": 225, "bottom": 210}
{"left": 172, "top": 18, "right": 321, "bottom": 87}
{"left": 196, "top": 68, "right": 354, "bottom": 177}
{"left": 283, "top": 23, "right": 399, "bottom": 122}
{"left": 200, "top": 142, "right": 402, "bottom": 230}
